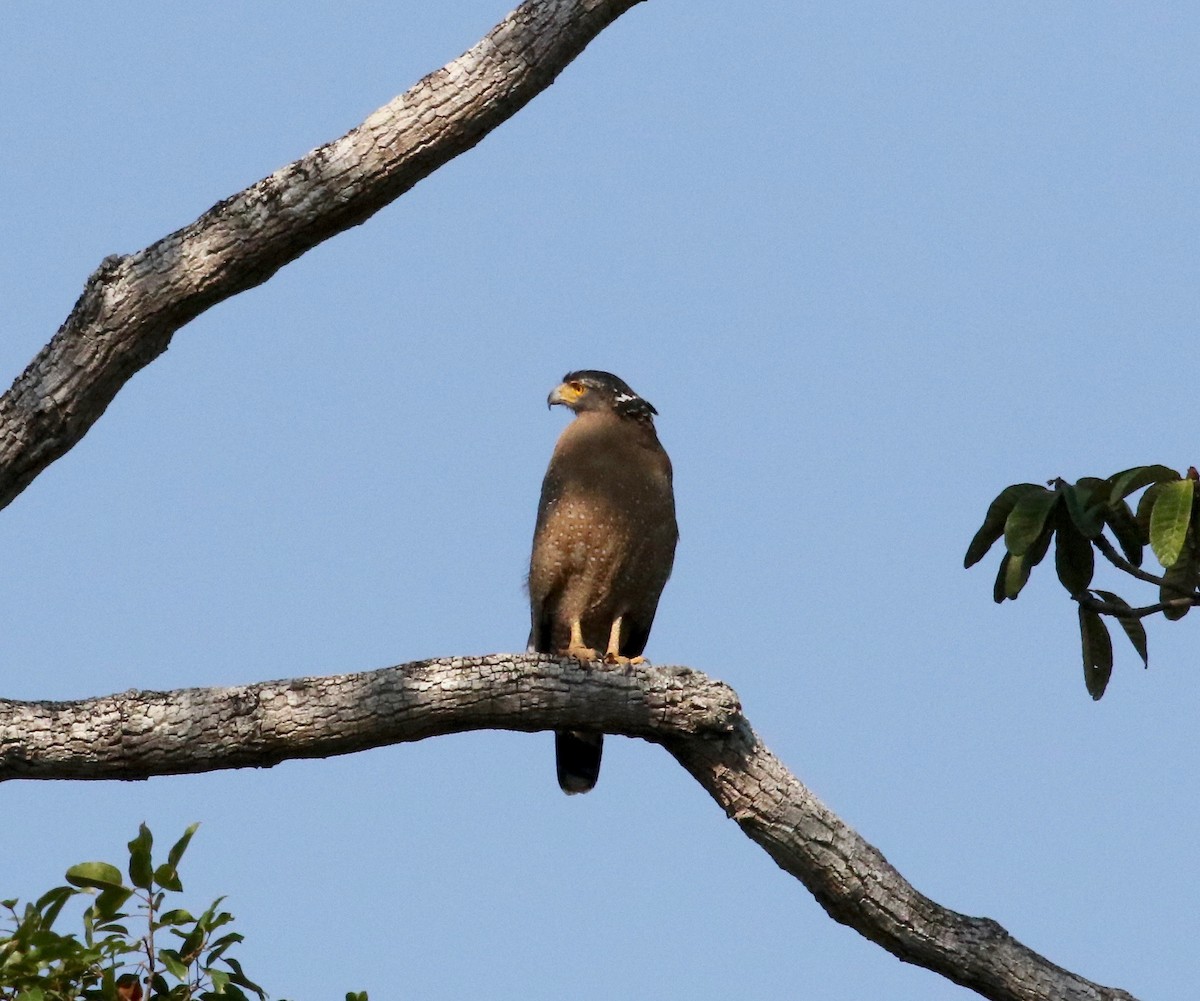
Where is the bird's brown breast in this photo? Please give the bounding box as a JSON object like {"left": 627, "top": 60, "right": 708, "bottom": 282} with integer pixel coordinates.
{"left": 529, "top": 412, "right": 677, "bottom": 654}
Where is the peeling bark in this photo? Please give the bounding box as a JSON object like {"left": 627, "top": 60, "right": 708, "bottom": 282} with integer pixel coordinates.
{"left": 0, "top": 0, "right": 644, "bottom": 512}
{"left": 1, "top": 654, "right": 1139, "bottom": 1001}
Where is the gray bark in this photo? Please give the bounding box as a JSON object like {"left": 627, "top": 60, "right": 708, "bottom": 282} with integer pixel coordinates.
{"left": 0, "top": 2, "right": 1143, "bottom": 999}
{"left": 0, "top": 0, "right": 644, "bottom": 513}
{"left": 0, "top": 656, "right": 734, "bottom": 781}
{"left": 668, "top": 724, "right": 1138, "bottom": 1001}
{"left": 0, "top": 656, "right": 1137, "bottom": 1001}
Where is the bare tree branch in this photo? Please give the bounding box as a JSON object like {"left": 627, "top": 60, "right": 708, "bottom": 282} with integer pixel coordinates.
{"left": 0, "top": 0, "right": 643, "bottom": 513}
{"left": 667, "top": 727, "right": 1138, "bottom": 1001}
{"left": 0, "top": 655, "right": 733, "bottom": 781}
{"left": 0, "top": 655, "right": 1139, "bottom": 1001}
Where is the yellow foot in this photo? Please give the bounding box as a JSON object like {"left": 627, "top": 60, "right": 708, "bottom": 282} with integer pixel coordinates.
{"left": 566, "top": 620, "right": 599, "bottom": 661}
{"left": 603, "top": 652, "right": 646, "bottom": 666}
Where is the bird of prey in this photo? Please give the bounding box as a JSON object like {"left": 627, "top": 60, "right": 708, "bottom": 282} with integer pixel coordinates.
{"left": 528, "top": 370, "right": 678, "bottom": 794}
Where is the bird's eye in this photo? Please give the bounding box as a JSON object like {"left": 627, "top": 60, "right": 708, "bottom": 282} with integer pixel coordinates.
{"left": 569, "top": 381, "right": 585, "bottom": 394}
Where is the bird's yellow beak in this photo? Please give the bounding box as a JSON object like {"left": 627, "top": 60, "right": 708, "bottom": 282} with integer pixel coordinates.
{"left": 547, "top": 382, "right": 584, "bottom": 409}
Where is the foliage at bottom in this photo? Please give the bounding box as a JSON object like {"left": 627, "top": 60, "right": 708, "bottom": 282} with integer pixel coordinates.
{"left": 0, "top": 824, "right": 365, "bottom": 1001}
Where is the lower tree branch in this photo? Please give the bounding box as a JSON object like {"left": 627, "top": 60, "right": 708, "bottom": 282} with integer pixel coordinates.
{"left": 0, "top": 654, "right": 1138, "bottom": 1001}
{"left": 0, "top": 655, "right": 734, "bottom": 781}
{"left": 667, "top": 726, "right": 1137, "bottom": 1001}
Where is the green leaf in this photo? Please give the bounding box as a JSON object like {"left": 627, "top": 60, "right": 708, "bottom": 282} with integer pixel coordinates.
{"left": 1135, "top": 481, "right": 1166, "bottom": 542}
{"left": 1054, "top": 516, "right": 1094, "bottom": 595}
{"left": 177, "top": 923, "right": 205, "bottom": 961}
{"left": 992, "top": 553, "right": 1010, "bottom": 603}
{"left": 157, "top": 909, "right": 195, "bottom": 927}
{"left": 33, "top": 886, "right": 76, "bottom": 929}
{"left": 224, "top": 957, "right": 267, "bottom": 999}
{"left": 128, "top": 824, "right": 154, "bottom": 891}
{"left": 1004, "top": 487, "right": 1059, "bottom": 556}
{"left": 65, "top": 863, "right": 125, "bottom": 892}
{"left": 1103, "top": 499, "right": 1144, "bottom": 567}
{"left": 964, "top": 483, "right": 1046, "bottom": 568}
{"left": 1091, "top": 590, "right": 1149, "bottom": 667}
{"left": 1107, "top": 464, "right": 1181, "bottom": 505}
{"left": 1160, "top": 531, "right": 1199, "bottom": 621}
{"left": 1025, "top": 525, "right": 1054, "bottom": 572}
{"left": 153, "top": 863, "right": 183, "bottom": 893}
{"left": 191, "top": 897, "right": 227, "bottom": 935}
{"left": 1078, "top": 606, "right": 1113, "bottom": 700}
{"left": 1062, "top": 480, "right": 1104, "bottom": 538}
{"left": 159, "top": 947, "right": 189, "bottom": 980}
{"left": 1003, "top": 551, "right": 1033, "bottom": 599}
{"left": 204, "top": 931, "right": 244, "bottom": 966}
{"left": 1149, "top": 478, "right": 1194, "bottom": 568}
{"left": 166, "top": 824, "right": 200, "bottom": 871}
{"left": 93, "top": 886, "right": 134, "bottom": 921}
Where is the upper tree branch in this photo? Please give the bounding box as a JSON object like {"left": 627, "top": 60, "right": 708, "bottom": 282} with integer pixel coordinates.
{"left": 0, "top": 654, "right": 1137, "bottom": 1001}
{"left": 0, "top": 0, "right": 643, "bottom": 513}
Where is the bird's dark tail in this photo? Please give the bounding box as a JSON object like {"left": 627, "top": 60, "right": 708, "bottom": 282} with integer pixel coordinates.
{"left": 555, "top": 730, "right": 603, "bottom": 794}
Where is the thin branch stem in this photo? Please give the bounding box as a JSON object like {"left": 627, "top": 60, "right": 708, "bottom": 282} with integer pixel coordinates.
{"left": 1077, "top": 593, "right": 1198, "bottom": 620}
{"left": 1093, "top": 535, "right": 1167, "bottom": 585}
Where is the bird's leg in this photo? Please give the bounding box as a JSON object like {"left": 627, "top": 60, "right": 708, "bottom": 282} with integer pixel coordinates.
{"left": 603, "top": 617, "right": 624, "bottom": 664}
{"left": 603, "top": 617, "right": 645, "bottom": 665}
{"left": 565, "top": 619, "right": 599, "bottom": 661}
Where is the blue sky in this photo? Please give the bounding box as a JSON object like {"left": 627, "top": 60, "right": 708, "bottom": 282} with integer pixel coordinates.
{"left": 2, "top": 3, "right": 1197, "bottom": 998}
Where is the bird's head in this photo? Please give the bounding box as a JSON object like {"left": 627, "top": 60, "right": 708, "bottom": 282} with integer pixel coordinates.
{"left": 547, "top": 370, "right": 658, "bottom": 420}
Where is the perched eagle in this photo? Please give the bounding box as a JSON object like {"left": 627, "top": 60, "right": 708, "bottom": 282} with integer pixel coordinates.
{"left": 528, "top": 370, "right": 678, "bottom": 793}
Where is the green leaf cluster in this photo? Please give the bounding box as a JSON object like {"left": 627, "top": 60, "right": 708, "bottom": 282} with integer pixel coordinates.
{"left": 1, "top": 825, "right": 362, "bottom": 1001}
{"left": 966, "top": 465, "right": 1200, "bottom": 700}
